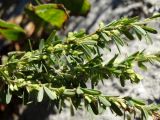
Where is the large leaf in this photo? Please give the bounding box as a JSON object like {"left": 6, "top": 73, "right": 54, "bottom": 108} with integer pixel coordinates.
{"left": 0, "top": 19, "right": 25, "bottom": 41}
{"left": 55, "top": 0, "right": 91, "bottom": 15}
{"left": 26, "top": 4, "right": 68, "bottom": 28}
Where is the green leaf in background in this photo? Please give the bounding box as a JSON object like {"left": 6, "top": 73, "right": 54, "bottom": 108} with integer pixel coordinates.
{"left": 0, "top": 19, "right": 25, "bottom": 41}
{"left": 56, "top": 0, "right": 91, "bottom": 15}
{"left": 26, "top": 4, "right": 68, "bottom": 28}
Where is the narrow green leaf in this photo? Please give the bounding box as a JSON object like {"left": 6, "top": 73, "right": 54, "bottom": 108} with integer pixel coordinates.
{"left": 99, "top": 96, "right": 111, "bottom": 107}
{"left": 101, "top": 32, "right": 110, "bottom": 42}
{"left": 58, "top": 99, "right": 62, "bottom": 113}
{"left": 115, "top": 40, "right": 121, "bottom": 53}
{"left": 6, "top": 93, "right": 12, "bottom": 104}
{"left": 110, "top": 101, "right": 123, "bottom": 116}
{"left": 44, "top": 86, "right": 57, "bottom": 100}
{"left": 145, "top": 32, "right": 153, "bottom": 44}
{"left": 107, "top": 54, "right": 119, "bottom": 65}
{"left": 138, "top": 62, "right": 147, "bottom": 70}
{"left": 113, "top": 34, "right": 124, "bottom": 46}
{"left": 46, "top": 30, "right": 56, "bottom": 44}
{"left": 76, "top": 87, "right": 84, "bottom": 95}
{"left": 81, "top": 88, "right": 101, "bottom": 95}
{"left": 70, "top": 99, "right": 75, "bottom": 116}
{"left": 131, "top": 98, "right": 146, "bottom": 105}
{"left": 63, "top": 90, "right": 75, "bottom": 96}
{"left": 121, "top": 30, "right": 134, "bottom": 40}
{"left": 74, "top": 29, "right": 86, "bottom": 37}
{"left": 87, "top": 103, "right": 94, "bottom": 115}
{"left": 133, "top": 25, "right": 146, "bottom": 35}
{"left": 120, "top": 76, "right": 125, "bottom": 87}
{"left": 80, "top": 39, "right": 97, "bottom": 45}
{"left": 142, "top": 26, "right": 157, "bottom": 34}
{"left": 90, "top": 101, "right": 99, "bottom": 115}
{"left": 128, "top": 101, "right": 135, "bottom": 109}
{"left": 134, "top": 29, "right": 142, "bottom": 40}
{"left": 81, "top": 44, "right": 92, "bottom": 59}
{"left": 38, "top": 63, "right": 43, "bottom": 73}
{"left": 6, "top": 88, "right": 12, "bottom": 104}
{"left": 37, "top": 87, "right": 44, "bottom": 102}
{"left": 39, "top": 39, "right": 45, "bottom": 51}
{"left": 106, "top": 20, "right": 117, "bottom": 27}
{"left": 149, "top": 13, "right": 160, "bottom": 19}
{"left": 142, "top": 107, "right": 149, "bottom": 120}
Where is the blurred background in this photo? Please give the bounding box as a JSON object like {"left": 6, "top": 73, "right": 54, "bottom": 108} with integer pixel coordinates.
{"left": 0, "top": 0, "right": 160, "bottom": 119}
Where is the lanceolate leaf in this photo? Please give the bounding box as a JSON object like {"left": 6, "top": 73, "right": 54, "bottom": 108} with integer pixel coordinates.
{"left": 149, "top": 13, "right": 160, "bottom": 19}
{"left": 107, "top": 54, "right": 119, "bottom": 65}
{"left": 70, "top": 99, "right": 75, "bottom": 116}
{"left": 37, "top": 87, "right": 44, "bottom": 102}
{"left": 142, "top": 26, "right": 157, "bottom": 34}
{"left": 145, "top": 32, "right": 153, "bottom": 44}
{"left": 90, "top": 101, "right": 99, "bottom": 115}
{"left": 131, "top": 98, "right": 146, "bottom": 105}
{"left": 99, "top": 96, "right": 111, "bottom": 107}
{"left": 121, "top": 30, "right": 134, "bottom": 40}
{"left": 125, "top": 97, "right": 146, "bottom": 105}
{"left": 112, "top": 33, "right": 124, "bottom": 46}
{"left": 39, "top": 39, "right": 45, "bottom": 51}
{"left": 110, "top": 101, "right": 123, "bottom": 116}
{"left": 133, "top": 25, "right": 147, "bottom": 36}
{"left": 120, "top": 77, "right": 125, "bottom": 87}
{"left": 44, "top": 86, "right": 57, "bottom": 100}
{"left": 46, "top": 30, "right": 57, "bottom": 44}
{"left": 6, "top": 87, "right": 12, "bottom": 104}
{"left": 81, "top": 88, "right": 101, "bottom": 95}
{"left": 141, "top": 107, "right": 149, "bottom": 120}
